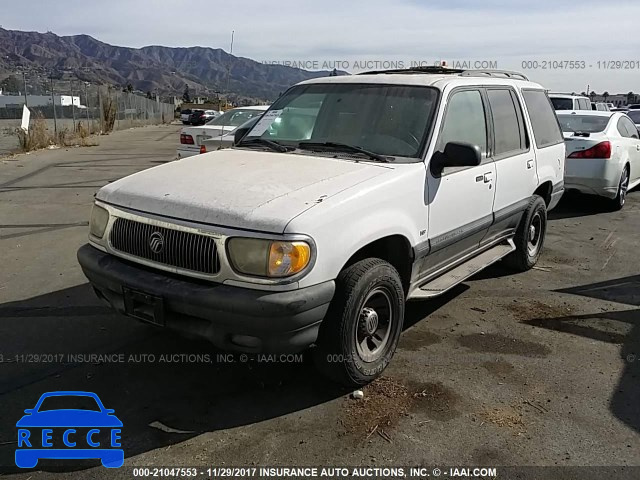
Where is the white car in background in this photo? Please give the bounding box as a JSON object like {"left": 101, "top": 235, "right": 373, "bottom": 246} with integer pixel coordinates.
{"left": 177, "top": 106, "right": 269, "bottom": 159}
{"left": 558, "top": 111, "right": 640, "bottom": 209}
{"left": 549, "top": 94, "right": 592, "bottom": 111}
{"left": 200, "top": 116, "right": 260, "bottom": 153}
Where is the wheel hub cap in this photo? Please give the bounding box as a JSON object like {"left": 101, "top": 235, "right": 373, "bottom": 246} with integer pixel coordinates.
{"left": 355, "top": 288, "right": 393, "bottom": 364}
{"left": 360, "top": 307, "right": 379, "bottom": 336}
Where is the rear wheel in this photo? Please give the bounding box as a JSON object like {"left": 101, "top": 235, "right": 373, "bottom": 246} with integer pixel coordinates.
{"left": 313, "top": 258, "right": 405, "bottom": 387}
{"left": 504, "top": 195, "right": 547, "bottom": 272}
{"left": 610, "top": 165, "right": 630, "bottom": 211}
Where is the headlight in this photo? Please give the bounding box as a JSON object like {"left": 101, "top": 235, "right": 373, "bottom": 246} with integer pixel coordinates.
{"left": 90, "top": 205, "right": 110, "bottom": 239}
{"left": 227, "top": 238, "right": 311, "bottom": 278}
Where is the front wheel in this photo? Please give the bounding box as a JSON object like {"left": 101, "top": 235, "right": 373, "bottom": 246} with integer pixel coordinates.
{"left": 313, "top": 258, "right": 405, "bottom": 387}
{"left": 504, "top": 195, "right": 547, "bottom": 272}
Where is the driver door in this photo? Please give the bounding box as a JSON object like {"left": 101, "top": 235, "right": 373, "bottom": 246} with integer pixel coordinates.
{"left": 419, "top": 88, "right": 496, "bottom": 278}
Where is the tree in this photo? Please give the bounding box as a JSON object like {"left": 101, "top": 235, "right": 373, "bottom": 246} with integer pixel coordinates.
{"left": 146, "top": 91, "right": 153, "bottom": 99}
{"left": 1, "top": 75, "right": 21, "bottom": 94}
{"left": 589, "top": 91, "right": 597, "bottom": 100}
{"left": 628, "top": 92, "right": 636, "bottom": 104}
{"left": 126, "top": 83, "right": 133, "bottom": 93}
{"left": 602, "top": 91, "right": 610, "bottom": 102}
{"left": 581, "top": 92, "right": 587, "bottom": 96}
{"left": 182, "top": 85, "right": 191, "bottom": 103}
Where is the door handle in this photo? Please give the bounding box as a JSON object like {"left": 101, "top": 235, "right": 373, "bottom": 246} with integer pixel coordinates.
{"left": 483, "top": 172, "right": 493, "bottom": 183}
{"left": 527, "top": 159, "right": 535, "bottom": 169}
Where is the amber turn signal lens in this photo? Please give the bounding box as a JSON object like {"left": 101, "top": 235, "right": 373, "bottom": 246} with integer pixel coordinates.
{"left": 268, "top": 241, "right": 311, "bottom": 277}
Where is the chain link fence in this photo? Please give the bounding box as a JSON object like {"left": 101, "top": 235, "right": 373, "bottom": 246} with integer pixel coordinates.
{"left": 0, "top": 74, "right": 176, "bottom": 155}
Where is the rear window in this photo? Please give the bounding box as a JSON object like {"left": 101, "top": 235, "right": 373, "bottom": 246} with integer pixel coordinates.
{"left": 181, "top": 109, "right": 192, "bottom": 114}
{"left": 550, "top": 97, "right": 573, "bottom": 110}
{"left": 557, "top": 114, "right": 611, "bottom": 133}
{"left": 523, "top": 90, "right": 564, "bottom": 148}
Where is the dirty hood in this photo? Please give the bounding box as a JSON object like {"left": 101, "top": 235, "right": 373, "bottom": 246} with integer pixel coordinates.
{"left": 96, "top": 149, "right": 389, "bottom": 233}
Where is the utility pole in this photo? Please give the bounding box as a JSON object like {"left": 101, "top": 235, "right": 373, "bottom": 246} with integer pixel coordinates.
{"left": 85, "top": 82, "right": 91, "bottom": 129}
{"left": 70, "top": 79, "right": 77, "bottom": 131}
{"left": 22, "top": 70, "right": 28, "bottom": 108}
{"left": 50, "top": 74, "right": 58, "bottom": 137}
{"left": 224, "top": 30, "right": 235, "bottom": 106}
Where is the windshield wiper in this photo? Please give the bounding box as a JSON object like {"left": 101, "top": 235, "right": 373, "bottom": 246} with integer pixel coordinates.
{"left": 297, "top": 141, "right": 390, "bottom": 163}
{"left": 237, "top": 138, "right": 291, "bottom": 153}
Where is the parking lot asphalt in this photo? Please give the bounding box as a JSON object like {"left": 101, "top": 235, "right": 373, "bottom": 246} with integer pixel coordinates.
{"left": 0, "top": 124, "right": 638, "bottom": 477}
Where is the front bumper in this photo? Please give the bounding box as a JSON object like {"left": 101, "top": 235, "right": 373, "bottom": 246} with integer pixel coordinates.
{"left": 77, "top": 244, "right": 335, "bottom": 353}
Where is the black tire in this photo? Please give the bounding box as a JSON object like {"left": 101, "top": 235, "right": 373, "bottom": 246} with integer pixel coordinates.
{"left": 312, "top": 258, "right": 405, "bottom": 387}
{"left": 609, "top": 165, "right": 630, "bottom": 211}
{"left": 504, "top": 195, "right": 547, "bottom": 272}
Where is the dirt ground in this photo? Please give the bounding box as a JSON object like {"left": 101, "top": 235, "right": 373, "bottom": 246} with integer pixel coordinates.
{"left": 0, "top": 125, "right": 638, "bottom": 478}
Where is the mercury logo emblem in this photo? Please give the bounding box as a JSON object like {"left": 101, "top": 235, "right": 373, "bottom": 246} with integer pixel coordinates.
{"left": 149, "top": 232, "right": 164, "bottom": 254}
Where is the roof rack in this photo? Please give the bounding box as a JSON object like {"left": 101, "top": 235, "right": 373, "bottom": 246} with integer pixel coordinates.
{"left": 460, "top": 70, "right": 529, "bottom": 81}
{"left": 358, "top": 66, "right": 529, "bottom": 81}
{"left": 357, "top": 66, "right": 465, "bottom": 75}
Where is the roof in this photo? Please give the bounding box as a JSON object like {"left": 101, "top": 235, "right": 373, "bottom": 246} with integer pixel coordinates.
{"left": 298, "top": 72, "right": 544, "bottom": 90}
{"left": 233, "top": 105, "right": 269, "bottom": 110}
{"left": 556, "top": 110, "right": 615, "bottom": 117}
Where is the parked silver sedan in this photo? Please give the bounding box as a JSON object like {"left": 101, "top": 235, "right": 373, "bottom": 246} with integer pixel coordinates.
{"left": 558, "top": 111, "right": 640, "bottom": 210}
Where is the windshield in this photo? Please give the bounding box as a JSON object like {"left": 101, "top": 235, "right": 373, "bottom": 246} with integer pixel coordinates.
{"left": 206, "top": 109, "right": 265, "bottom": 127}
{"left": 557, "top": 114, "right": 611, "bottom": 133}
{"left": 550, "top": 98, "right": 574, "bottom": 110}
{"left": 38, "top": 395, "right": 102, "bottom": 412}
{"left": 244, "top": 83, "right": 439, "bottom": 159}
{"left": 627, "top": 111, "right": 640, "bottom": 123}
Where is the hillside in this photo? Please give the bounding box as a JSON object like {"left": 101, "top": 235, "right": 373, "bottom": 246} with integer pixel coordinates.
{"left": 0, "top": 28, "right": 340, "bottom": 100}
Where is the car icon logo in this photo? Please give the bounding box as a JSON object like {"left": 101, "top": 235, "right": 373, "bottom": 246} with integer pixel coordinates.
{"left": 149, "top": 232, "right": 164, "bottom": 254}
{"left": 15, "top": 391, "right": 124, "bottom": 469}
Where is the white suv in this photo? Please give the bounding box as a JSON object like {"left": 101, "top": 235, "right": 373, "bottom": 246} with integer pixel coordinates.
{"left": 549, "top": 93, "right": 592, "bottom": 111}
{"left": 78, "top": 68, "right": 565, "bottom": 386}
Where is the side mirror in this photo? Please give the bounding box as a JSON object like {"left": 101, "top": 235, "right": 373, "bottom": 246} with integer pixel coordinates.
{"left": 431, "top": 142, "right": 482, "bottom": 176}
{"left": 105, "top": 409, "right": 115, "bottom": 414}
{"left": 24, "top": 409, "right": 34, "bottom": 414}
{"left": 234, "top": 127, "right": 252, "bottom": 146}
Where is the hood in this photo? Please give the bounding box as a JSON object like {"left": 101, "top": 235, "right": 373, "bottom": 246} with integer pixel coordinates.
{"left": 97, "top": 149, "right": 391, "bottom": 233}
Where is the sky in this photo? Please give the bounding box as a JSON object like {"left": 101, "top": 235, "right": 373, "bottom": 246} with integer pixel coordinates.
{"left": 2, "top": 0, "right": 640, "bottom": 93}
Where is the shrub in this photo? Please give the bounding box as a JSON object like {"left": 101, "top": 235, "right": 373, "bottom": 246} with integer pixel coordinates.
{"left": 14, "top": 115, "right": 53, "bottom": 152}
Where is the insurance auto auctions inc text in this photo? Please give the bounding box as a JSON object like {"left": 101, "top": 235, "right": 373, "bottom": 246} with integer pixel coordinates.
{"left": 211, "top": 467, "right": 498, "bottom": 478}
{"left": 262, "top": 60, "right": 498, "bottom": 70}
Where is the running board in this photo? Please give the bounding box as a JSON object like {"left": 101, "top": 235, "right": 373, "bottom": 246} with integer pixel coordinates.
{"left": 408, "top": 240, "right": 516, "bottom": 300}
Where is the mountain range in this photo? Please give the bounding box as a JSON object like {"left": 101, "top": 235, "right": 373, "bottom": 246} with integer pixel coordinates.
{"left": 0, "top": 28, "right": 341, "bottom": 101}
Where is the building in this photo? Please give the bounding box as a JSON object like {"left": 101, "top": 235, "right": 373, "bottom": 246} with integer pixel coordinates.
{"left": 0, "top": 94, "right": 82, "bottom": 108}
{"left": 590, "top": 94, "right": 629, "bottom": 107}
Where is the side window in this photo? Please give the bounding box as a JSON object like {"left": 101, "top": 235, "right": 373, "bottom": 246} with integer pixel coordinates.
{"left": 487, "top": 89, "right": 527, "bottom": 156}
{"left": 618, "top": 117, "right": 639, "bottom": 139}
{"left": 522, "top": 90, "right": 564, "bottom": 148}
{"left": 438, "top": 90, "right": 487, "bottom": 155}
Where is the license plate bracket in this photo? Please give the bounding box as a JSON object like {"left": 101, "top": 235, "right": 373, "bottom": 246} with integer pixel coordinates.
{"left": 123, "top": 287, "right": 165, "bottom": 327}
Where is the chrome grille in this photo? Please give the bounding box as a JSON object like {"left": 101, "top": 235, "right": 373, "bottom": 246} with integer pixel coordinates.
{"left": 110, "top": 218, "right": 220, "bottom": 275}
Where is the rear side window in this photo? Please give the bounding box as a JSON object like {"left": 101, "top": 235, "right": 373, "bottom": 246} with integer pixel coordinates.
{"left": 579, "top": 99, "right": 591, "bottom": 110}
{"left": 487, "top": 89, "right": 528, "bottom": 156}
{"left": 550, "top": 97, "right": 573, "bottom": 110}
{"left": 522, "top": 90, "right": 564, "bottom": 148}
{"left": 438, "top": 89, "right": 487, "bottom": 154}
{"left": 618, "top": 117, "right": 639, "bottom": 139}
